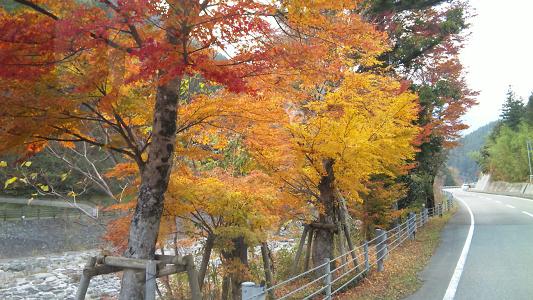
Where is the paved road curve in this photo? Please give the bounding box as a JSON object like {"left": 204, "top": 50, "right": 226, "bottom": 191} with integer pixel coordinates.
{"left": 407, "top": 189, "right": 533, "bottom": 300}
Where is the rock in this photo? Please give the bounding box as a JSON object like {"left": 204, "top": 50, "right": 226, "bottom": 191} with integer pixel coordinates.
{"left": 6, "top": 264, "right": 25, "bottom": 272}
{"left": 36, "top": 284, "right": 55, "bottom": 292}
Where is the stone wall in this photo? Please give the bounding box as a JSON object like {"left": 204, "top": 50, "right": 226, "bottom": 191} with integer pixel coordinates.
{"left": 0, "top": 217, "right": 107, "bottom": 259}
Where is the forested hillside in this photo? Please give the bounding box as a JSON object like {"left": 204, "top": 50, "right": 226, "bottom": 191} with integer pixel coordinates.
{"left": 446, "top": 121, "right": 497, "bottom": 182}
{"left": 477, "top": 89, "right": 533, "bottom": 182}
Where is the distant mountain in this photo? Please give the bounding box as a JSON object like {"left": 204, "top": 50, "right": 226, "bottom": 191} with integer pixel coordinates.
{"left": 446, "top": 121, "right": 498, "bottom": 182}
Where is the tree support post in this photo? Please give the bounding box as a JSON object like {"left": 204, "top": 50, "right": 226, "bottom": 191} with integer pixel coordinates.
{"left": 304, "top": 228, "right": 313, "bottom": 271}
{"left": 260, "top": 242, "right": 275, "bottom": 300}
{"left": 363, "top": 241, "right": 369, "bottom": 272}
{"left": 375, "top": 229, "right": 387, "bottom": 272}
{"left": 144, "top": 260, "right": 157, "bottom": 300}
{"left": 291, "top": 225, "right": 308, "bottom": 274}
{"left": 185, "top": 255, "right": 202, "bottom": 300}
{"left": 76, "top": 257, "right": 97, "bottom": 300}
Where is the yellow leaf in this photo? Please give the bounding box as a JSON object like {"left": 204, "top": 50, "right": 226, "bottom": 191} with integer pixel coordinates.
{"left": 4, "top": 177, "right": 17, "bottom": 189}
{"left": 22, "top": 161, "right": 32, "bottom": 167}
{"left": 39, "top": 184, "right": 49, "bottom": 192}
{"left": 0, "top": 161, "right": 7, "bottom": 167}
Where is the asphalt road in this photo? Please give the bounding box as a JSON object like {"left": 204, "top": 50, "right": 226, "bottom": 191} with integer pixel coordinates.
{"left": 407, "top": 189, "right": 533, "bottom": 300}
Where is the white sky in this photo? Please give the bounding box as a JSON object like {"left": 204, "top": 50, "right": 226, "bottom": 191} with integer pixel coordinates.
{"left": 460, "top": 0, "right": 533, "bottom": 134}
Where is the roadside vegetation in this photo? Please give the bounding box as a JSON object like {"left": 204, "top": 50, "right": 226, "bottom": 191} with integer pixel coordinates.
{"left": 338, "top": 208, "right": 457, "bottom": 300}
{"left": 475, "top": 88, "right": 533, "bottom": 182}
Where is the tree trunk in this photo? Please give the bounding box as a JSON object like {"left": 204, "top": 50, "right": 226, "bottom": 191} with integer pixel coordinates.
{"left": 312, "top": 158, "right": 336, "bottom": 268}
{"left": 119, "top": 77, "right": 181, "bottom": 300}
{"left": 221, "top": 276, "right": 230, "bottom": 300}
{"left": 198, "top": 234, "right": 215, "bottom": 289}
{"left": 221, "top": 236, "right": 248, "bottom": 300}
{"left": 428, "top": 176, "right": 436, "bottom": 208}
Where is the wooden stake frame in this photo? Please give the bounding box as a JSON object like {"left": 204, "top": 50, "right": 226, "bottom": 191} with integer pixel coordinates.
{"left": 75, "top": 254, "right": 202, "bottom": 300}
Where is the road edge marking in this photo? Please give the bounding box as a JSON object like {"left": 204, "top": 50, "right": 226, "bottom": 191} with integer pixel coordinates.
{"left": 522, "top": 211, "right": 533, "bottom": 218}
{"left": 443, "top": 195, "right": 475, "bottom": 300}
{"left": 506, "top": 204, "right": 516, "bottom": 209}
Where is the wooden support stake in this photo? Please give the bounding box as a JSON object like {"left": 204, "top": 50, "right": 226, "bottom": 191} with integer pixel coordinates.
{"left": 185, "top": 255, "right": 202, "bottom": 300}
{"left": 342, "top": 223, "right": 360, "bottom": 272}
{"left": 304, "top": 228, "right": 313, "bottom": 271}
{"left": 198, "top": 234, "right": 214, "bottom": 289}
{"left": 145, "top": 260, "right": 157, "bottom": 300}
{"left": 261, "top": 242, "right": 275, "bottom": 300}
{"left": 76, "top": 256, "right": 96, "bottom": 300}
{"left": 98, "top": 255, "right": 149, "bottom": 269}
{"left": 336, "top": 223, "right": 347, "bottom": 273}
{"left": 291, "top": 225, "right": 308, "bottom": 274}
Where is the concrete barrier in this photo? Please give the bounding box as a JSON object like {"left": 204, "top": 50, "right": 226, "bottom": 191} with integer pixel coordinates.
{"left": 473, "top": 174, "right": 533, "bottom": 199}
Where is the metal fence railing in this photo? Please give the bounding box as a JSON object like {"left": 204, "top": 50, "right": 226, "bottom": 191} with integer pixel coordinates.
{"left": 242, "top": 191, "right": 456, "bottom": 300}
{"left": 0, "top": 206, "right": 87, "bottom": 221}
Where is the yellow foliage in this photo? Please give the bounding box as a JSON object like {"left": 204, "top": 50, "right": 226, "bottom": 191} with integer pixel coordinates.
{"left": 163, "top": 169, "right": 306, "bottom": 248}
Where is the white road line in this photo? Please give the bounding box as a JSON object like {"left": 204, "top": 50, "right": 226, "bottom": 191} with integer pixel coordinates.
{"left": 506, "top": 204, "right": 516, "bottom": 209}
{"left": 443, "top": 196, "right": 475, "bottom": 300}
{"left": 495, "top": 200, "right": 502, "bottom": 204}
{"left": 522, "top": 211, "right": 533, "bottom": 218}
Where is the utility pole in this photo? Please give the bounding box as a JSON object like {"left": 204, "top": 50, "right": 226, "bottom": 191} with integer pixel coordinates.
{"left": 527, "top": 140, "right": 533, "bottom": 183}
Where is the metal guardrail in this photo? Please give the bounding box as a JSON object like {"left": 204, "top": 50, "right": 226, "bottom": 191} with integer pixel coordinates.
{"left": 242, "top": 192, "right": 456, "bottom": 300}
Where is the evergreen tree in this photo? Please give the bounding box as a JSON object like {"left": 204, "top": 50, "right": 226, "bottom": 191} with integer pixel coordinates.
{"left": 523, "top": 92, "right": 533, "bottom": 126}
{"left": 500, "top": 87, "right": 525, "bottom": 130}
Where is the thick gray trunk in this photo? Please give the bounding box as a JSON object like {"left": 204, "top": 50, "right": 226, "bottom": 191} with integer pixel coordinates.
{"left": 119, "top": 78, "right": 181, "bottom": 300}
{"left": 312, "top": 159, "right": 336, "bottom": 268}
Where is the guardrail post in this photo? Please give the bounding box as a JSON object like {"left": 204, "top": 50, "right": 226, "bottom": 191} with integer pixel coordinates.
{"left": 424, "top": 208, "right": 429, "bottom": 224}
{"left": 363, "top": 241, "right": 369, "bottom": 272}
{"left": 375, "top": 229, "right": 387, "bottom": 272}
{"left": 324, "top": 258, "right": 332, "bottom": 300}
{"left": 439, "top": 203, "right": 443, "bottom": 217}
{"left": 396, "top": 221, "right": 401, "bottom": 246}
{"left": 407, "top": 212, "right": 414, "bottom": 239}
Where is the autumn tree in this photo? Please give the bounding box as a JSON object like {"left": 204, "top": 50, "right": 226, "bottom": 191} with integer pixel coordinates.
{"left": 0, "top": 1, "right": 285, "bottom": 298}
{"left": 362, "top": 0, "right": 477, "bottom": 208}
{"left": 215, "top": 1, "right": 422, "bottom": 268}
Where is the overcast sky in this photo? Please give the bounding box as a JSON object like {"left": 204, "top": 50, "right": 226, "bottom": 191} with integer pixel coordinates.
{"left": 460, "top": 0, "right": 533, "bottom": 134}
